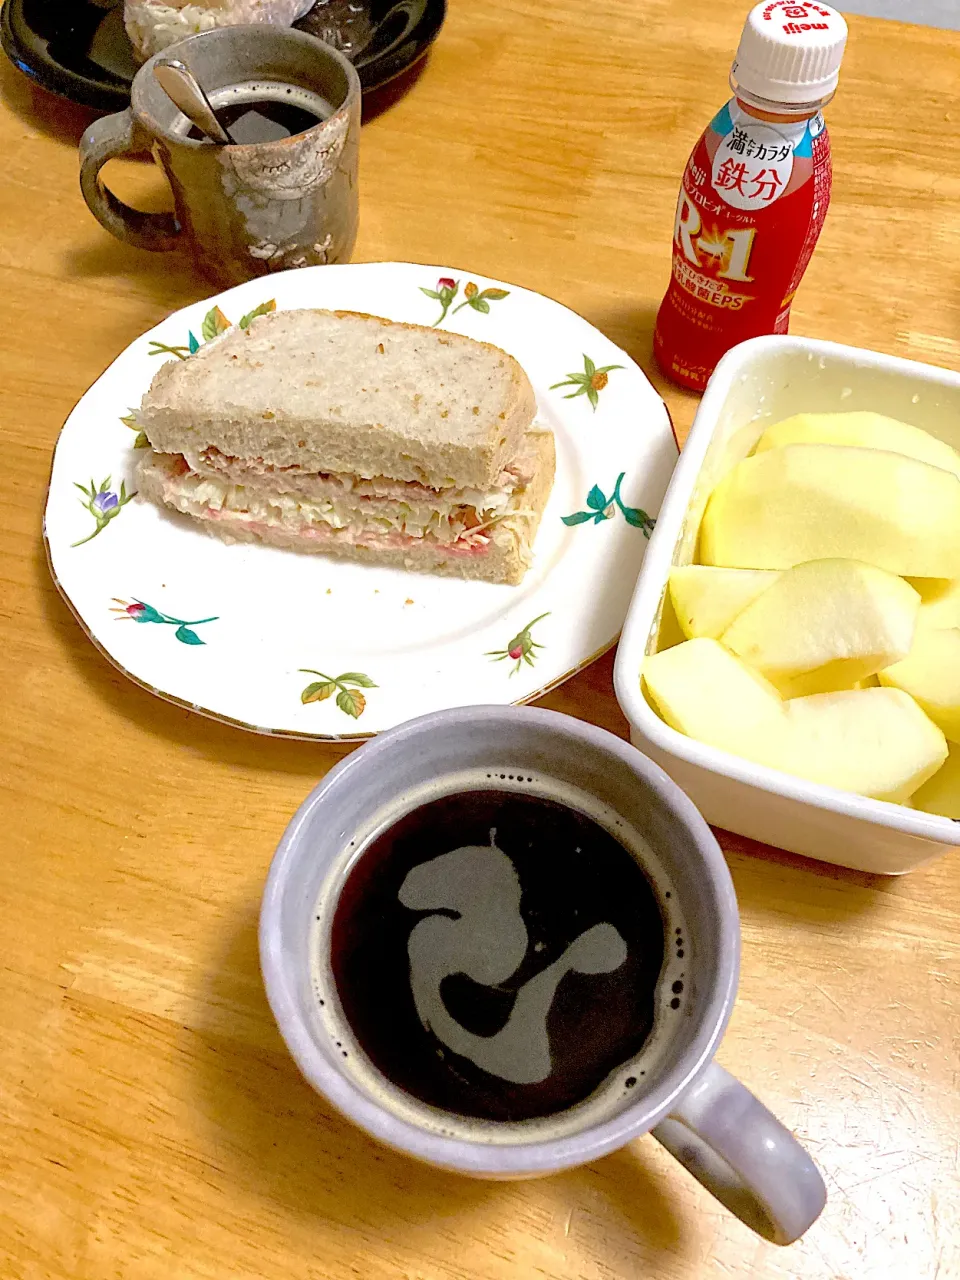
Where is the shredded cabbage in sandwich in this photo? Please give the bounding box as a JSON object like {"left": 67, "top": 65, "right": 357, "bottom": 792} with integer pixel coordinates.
{"left": 147, "top": 452, "right": 533, "bottom": 551}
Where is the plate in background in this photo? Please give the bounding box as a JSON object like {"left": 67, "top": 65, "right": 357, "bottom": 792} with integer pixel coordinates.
{"left": 1, "top": 0, "right": 445, "bottom": 112}
{"left": 44, "top": 262, "right": 677, "bottom": 740}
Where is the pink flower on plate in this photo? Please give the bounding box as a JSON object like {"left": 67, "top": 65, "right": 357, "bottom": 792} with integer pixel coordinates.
{"left": 420, "top": 275, "right": 461, "bottom": 326}
{"left": 486, "top": 613, "right": 550, "bottom": 677}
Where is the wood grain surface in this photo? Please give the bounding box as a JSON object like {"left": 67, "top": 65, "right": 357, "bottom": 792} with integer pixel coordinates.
{"left": 2, "top": 3, "right": 959, "bottom": 1276}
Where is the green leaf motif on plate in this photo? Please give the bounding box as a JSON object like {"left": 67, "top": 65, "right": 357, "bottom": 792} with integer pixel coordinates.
{"left": 147, "top": 340, "right": 191, "bottom": 361}
{"left": 550, "top": 355, "right": 624, "bottom": 411}
{"left": 485, "top": 613, "right": 550, "bottom": 677}
{"left": 121, "top": 410, "right": 150, "bottom": 450}
{"left": 301, "top": 680, "right": 337, "bottom": 704}
{"left": 561, "top": 473, "right": 655, "bottom": 535}
{"left": 299, "top": 669, "right": 378, "bottom": 717}
{"left": 422, "top": 276, "right": 459, "bottom": 326}
{"left": 421, "top": 277, "right": 510, "bottom": 326}
{"left": 239, "top": 299, "right": 277, "bottom": 329}
{"left": 201, "top": 306, "right": 231, "bottom": 341}
{"left": 147, "top": 299, "right": 276, "bottom": 362}
{"left": 71, "top": 476, "right": 136, "bottom": 547}
{"left": 335, "top": 672, "right": 378, "bottom": 688}
{"left": 336, "top": 687, "right": 366, "bottom": 718}
{"left": 110, "top": 598, "right": 218, "bottom": 644}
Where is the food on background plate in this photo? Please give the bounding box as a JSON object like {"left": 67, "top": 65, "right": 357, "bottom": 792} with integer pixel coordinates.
{"left": 124, "top": 0, "right": 313, "bottom": 62}
{"left": 719, "top": 558, "right": 919, "bottom": 698}
{"left": 646, "top": 410, "right": 960, "bottom": 817}
{"left": 642, "top": 638, "right": 947, "bottom": 804}
{"left": 135, "top": 309, "right": 555, "bottom": 585}
{"left": 668, "top": 565, "right": 779, "bottom": 640}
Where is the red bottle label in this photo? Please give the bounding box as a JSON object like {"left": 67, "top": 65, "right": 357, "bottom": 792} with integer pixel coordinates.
{"left": 654, "top": 100, "right": 833, "bottom": 392}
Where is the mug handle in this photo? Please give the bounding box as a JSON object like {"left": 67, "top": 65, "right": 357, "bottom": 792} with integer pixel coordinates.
{"left": 651, "top": 1063, "right": 826, "bottom": 1245}
{"left": 79, "top": 110, "right": 180, "bottom": 251}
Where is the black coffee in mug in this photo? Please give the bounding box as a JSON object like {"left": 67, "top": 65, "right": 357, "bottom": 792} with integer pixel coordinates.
{"left": 185, "top": 80, "right": 333, "bottom": 145}
{"left": 326, "top": 785, "right": 679, "bottom": 1123}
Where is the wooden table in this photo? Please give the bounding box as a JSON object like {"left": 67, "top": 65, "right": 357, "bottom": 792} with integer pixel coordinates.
{"left": 3, "top": 3, "right": 959, "bottom": 1276}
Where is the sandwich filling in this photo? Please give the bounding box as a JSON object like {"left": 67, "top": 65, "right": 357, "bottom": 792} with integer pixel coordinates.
{"left": 139, "top": 434, "right": 544, "bottom": 557}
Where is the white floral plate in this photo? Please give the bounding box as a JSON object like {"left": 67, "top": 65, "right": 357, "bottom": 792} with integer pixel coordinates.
{"left": 44, "top": 262, "right": 677, "bottom": 740}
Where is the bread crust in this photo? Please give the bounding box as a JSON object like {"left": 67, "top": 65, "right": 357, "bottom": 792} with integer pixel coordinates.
{"left": 138, "top": 309, "right": 537, "bottom": 491}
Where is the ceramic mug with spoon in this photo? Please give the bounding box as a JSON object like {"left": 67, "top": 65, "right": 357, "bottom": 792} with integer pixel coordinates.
{"left": 79, "top": 25, "right": 360, "bottom": 287}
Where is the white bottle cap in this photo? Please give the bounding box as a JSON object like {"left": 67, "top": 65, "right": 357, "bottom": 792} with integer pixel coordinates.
{"left": 732, "top": 1, "right": 848, "bottom": 108}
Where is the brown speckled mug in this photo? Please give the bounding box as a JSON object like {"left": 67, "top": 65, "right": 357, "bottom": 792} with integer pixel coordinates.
{"left": 79, "top": 26, "right": 360, "bottom": 288}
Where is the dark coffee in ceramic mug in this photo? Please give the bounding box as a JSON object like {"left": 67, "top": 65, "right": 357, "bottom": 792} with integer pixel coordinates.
{"left": 324, "top": 783, "right": 683, "bottom": 1123}
{"left": 183, "top": 81, "right": 333, "bottom": 145}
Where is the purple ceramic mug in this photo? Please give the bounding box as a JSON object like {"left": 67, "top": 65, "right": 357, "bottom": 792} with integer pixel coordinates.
{"left": 259, "top": 705, "right": 825, "bottom": 1244}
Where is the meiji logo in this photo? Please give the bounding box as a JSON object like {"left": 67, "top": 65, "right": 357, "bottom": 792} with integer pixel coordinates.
{"left": 784, "top": 21, "right": 829, "bottom": 32}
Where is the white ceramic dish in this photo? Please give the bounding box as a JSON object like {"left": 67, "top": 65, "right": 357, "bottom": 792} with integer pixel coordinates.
{"left": 45, "top": 262, "right": 678, "bottom": 740}
{"left": 614, "top": 335, "right": 960, "bottom": 876}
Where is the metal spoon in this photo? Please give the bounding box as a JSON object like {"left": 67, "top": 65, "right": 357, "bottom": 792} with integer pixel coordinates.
{"left": 153, "top": 57, "right": 232, "bottom": 144}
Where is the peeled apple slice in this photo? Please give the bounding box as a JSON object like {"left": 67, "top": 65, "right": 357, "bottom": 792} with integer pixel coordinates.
{"left": 699, "top": 444, "right": 960, "bottom": 578}
{"left": 642, "top": 638, "right": 947, "bottom": 802}
{"left": 781, "top": 688, "right": 946, "bottom": 803}
{"left": 910, "top": 744, "right": 960, "bottom": 819}
{"left": 641, "top": 637, "right": 783, "bottom": 751}
{"left": 754, "top": 411, "right": 960, "bottom": 479}
{"left": 668, "top": 565, "right": 780, "bottom": 640}
{"left": 908, "top": 577, "right": 960, "bottom": 631}
{"left": 720, "top": 558, "right": 920, "bottom": 697}
{"left": 879, "top": 627, "right": 960, "bottom": 742}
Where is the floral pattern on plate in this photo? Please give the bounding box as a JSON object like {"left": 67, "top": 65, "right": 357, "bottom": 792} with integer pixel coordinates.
{"left": 147, "top": 300, "right": 277, "bottom": 363}
{"left": 420, "top": 276, "right": 510, "bottom": 327}
{"left": 486, "top": 613, "right": 550, "bottom": 676}
{"left": 72, "top": 476, "right": 136, "bottom": 546}
{"left": 300, "top": 669, "right": 377, "bottom": 718}
{"left": 562, "top": 474, "right": 656, "bottom": 535}
{"left": 110, "top": 598, "right": 218, "bottom": 646}
{"left": 550, "top": 355, "right": 624, "bottom": 411}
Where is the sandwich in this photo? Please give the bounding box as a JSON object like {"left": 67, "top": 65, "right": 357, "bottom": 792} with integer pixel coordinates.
{"left": 134, "top": 309, "right": 555, "bottom": 585}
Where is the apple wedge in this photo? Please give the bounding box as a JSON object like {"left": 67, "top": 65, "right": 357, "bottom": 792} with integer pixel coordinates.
{"left": 907, "top": 577, "right": 960, "bottom": 631}
{"left": 642, "top": 638, "right": 947, "bottom": 802}
{"left": 641, "top": 637, "right": 784, "bottom": 749}
{"left": 754, "top": 411, "right": 960, "bottom": 479}
{"left": 668, "top": 565, "right": 780, "bottom": 640}
{"left": 879, "top": 627, "right": 960, "bottom": 742}
{"left": 781, "top": 688, "right": 946, "bottom": 803}
{"left": 699, "top": 444, "right": 960, "bottom": 577}
{"left": 910, "top": 744, "right": 960, "bottom": 819}
{"left": 720, "top": 558, "right": 919, "bottom": 697}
